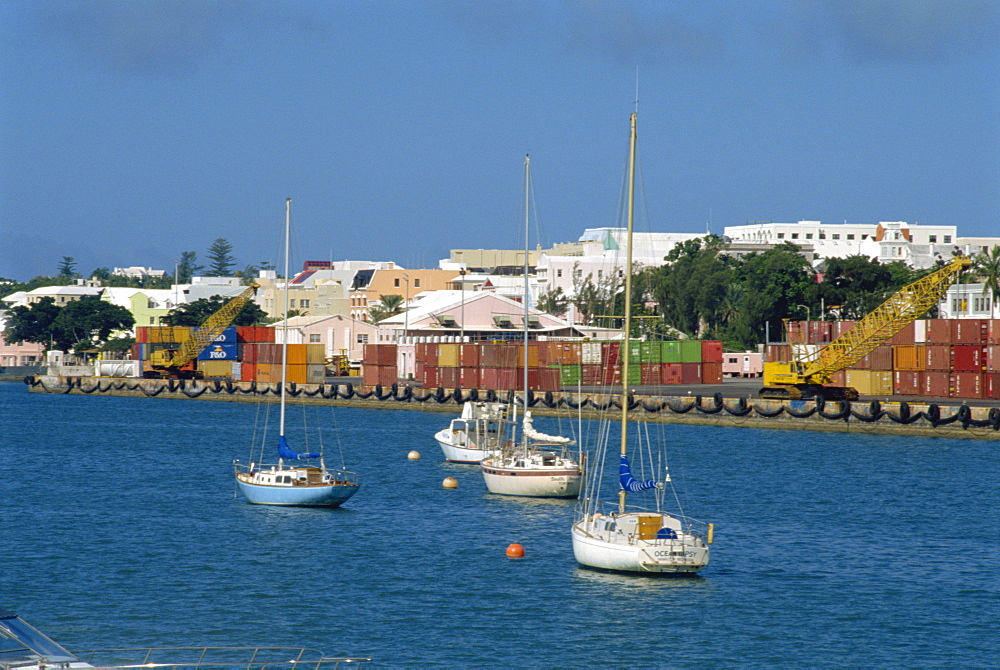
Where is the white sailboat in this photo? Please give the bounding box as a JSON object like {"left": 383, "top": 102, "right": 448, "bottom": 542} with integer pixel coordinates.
{"left": 434, "top": 400, "right": 510, "bottom": 463}
{"left": 480, "top": 155, "right": 583, "bottom": 498}
{"left": 571, "top": 114, "right": 712, "bottom": 573}
{"left": 234, "top": 198, "right": 360, "bottom": 507}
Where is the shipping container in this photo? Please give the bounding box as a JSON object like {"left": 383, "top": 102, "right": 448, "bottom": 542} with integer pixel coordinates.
{"left": 196, "top": 360, "right": 233, "bottom": 378}
{"left": 306, "top": 363, "right": 326, "bottom": 384}
{"left": 786, "top": 321, "right": 806, "bottom": 343}
{"left": 440, "top": 366, "right": 460, "bottom": 388}
{"left": 211, "top": 327, "right": 237, "bottom": 343}
{"left": 921, "top": 371, "right": 951, "bottom": 398}
{"left": 497, "top": 367, "right": 519, "bottom": 390}
{"left": 809, "top": 321, "right": 834, "bottom": 343}
{"left": 986, "top": 373, "right": 1000, "bottom": 399}
{"left": 459, "top": 343, "right": 481, "bottom": 367}
{"left": 581, "top": 341, "right": 602, "bottom": 364}
{"left": 680, "top": 362, "right": 702, "bottom": 384}
{"left": 623, "top": 364, "right": 642, "bottom": 386}
{"left": 639, "top": 341, "right": 661, "bottom": 364}
{"left": 950, "top": 372, "right": 985, "bottom": 399}
{"left": 951, "top": 319, "right": 986, "bottom": 345}
{"left": 892, "top": 345, "right": 925, "bottom": 371}
{"left": 660, "top": 341, "right": 682, "bottom": 363}
{"left": 951, "top": 345, "right": 986, "bottom": 372}
{"left": 305, "top": 344, "right": 325, "bottom": 365}
{"left": 988, "top": 345, "right": 1000, "bottom": 372}
{"left": 924, "top": 319, "right": 952, "bottom": 345}
{"left": 834, "top": 321, "right": 857, "bottom": 339}
{"left": 888, "top": 322, "right": 915, "bottom": 346}
{"left": 601, "top": 341, "right": 622, "bottom": 367}
{"left": 197, "top": 342, "right": 239, "bottom": 361}
{"left": 924, "top": 345, "right": 951, "bottom": 371}
{"left": 913, "top": 319, "right": 927, "bottom": 343}
{"left": 640, "top": 363, "right": 661, "bottom": 385}
{"left": 700, "top": 341, "right": 723, "bottom": 363}
{"left": 845, "top": 370, "right": 892, "bottom": 395}
{"left": 893, "top": 370, "right": 921, "bottom": 395}
{"left": 556, "top": 342, "right": 582, "bottom": 365}
{"left": 437, "top": 343, "right": 460, "bottom": 367}
{"left": 559, "top": 364, "right": 582, "bottom": 386}
{"left": 460, "top": 367, "right": 480, "bottom": 388}
{"left": 701, "top": 361, "right": 723, "bottom": 384}
{"left": 765, "top": 344, "right": 792, "bottom": 362}
{"left": 661, "top": 363, "right": 682, "bottom": 385}
{"left": 240, "top": 362, "right": 256, "bottom": 382}
{"left": 679, "top": 341, "right": 702, "bottom": 363}
{"left": 988, "top": 320, "right": 1000, "bottom": 345}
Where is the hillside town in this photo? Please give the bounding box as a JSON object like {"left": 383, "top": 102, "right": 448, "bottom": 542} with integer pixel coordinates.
{"left": 2, "top": 219, "right": 999, "bottom": 389}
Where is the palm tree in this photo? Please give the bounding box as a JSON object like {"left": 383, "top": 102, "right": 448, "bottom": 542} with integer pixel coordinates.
{"left": 369, "top": 294, "right": 404, "bottom": 323}
{"left": 972, "top": 245, "right": 1000, "bottom": 317}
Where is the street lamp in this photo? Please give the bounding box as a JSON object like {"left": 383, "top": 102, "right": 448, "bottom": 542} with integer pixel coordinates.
{"left": 402, "top": 273, "right": 410, "bottom": 342}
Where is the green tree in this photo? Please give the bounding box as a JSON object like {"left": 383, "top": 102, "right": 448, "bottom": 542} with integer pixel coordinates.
{"left": 571, "top": 263, "right": 621, "bottom": 326}
{"left": 535, "top": 286, "right": 568, "bottom": 317}
{"left": 369, "top": 294, "right": 403, "bottom": 323}
{"left": 50, "top": 297, "right": 135, "bottom": 351}
{"left": 164, "top": 295, "right": 267, "bottom": 327}
{"left": 972, "top": 245, "right": 1000, "bottom": 316}
{"left": 651, "top": 236, "right": 733, "bottom": 338}
{"left": 57, "top": 256, "right": 77, "bottom": 279}
{"left": 732, "top": 243, "right": 816, "bottom": 346}
{"left": 4, "top": 297, "right": 61, "bottom": 346}
{"left": 176, "top": 251, "right": 203, "bottom": 282}
{"left": 205, "top": 239, "right": 236, "bottom": 276}
{"left": 234, "top": 264, "right": 260, "bottom": 284}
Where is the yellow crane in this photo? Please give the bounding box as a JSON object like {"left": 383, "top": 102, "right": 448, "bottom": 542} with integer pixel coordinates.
{"left": 759, "top": 256, "right": 971, "bottom": 400}
{"left": 144, "top": 283, "right": 260, "bottom": 379}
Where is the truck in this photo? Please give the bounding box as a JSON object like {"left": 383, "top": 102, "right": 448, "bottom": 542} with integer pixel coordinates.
{"left": 142, "top": 283, "right": 260, "bottom": 379}
{"left": 759, "top": 255, "right": 971, "bottom": 400}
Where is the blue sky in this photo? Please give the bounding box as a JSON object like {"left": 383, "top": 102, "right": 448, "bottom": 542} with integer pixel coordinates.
{"left": 2, "top": 0, "right": 997, "bottom": 281}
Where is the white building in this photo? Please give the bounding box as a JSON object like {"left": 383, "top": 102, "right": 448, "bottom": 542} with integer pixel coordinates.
{"left": 939, "top": 283, "right": 999, "bottom": 319}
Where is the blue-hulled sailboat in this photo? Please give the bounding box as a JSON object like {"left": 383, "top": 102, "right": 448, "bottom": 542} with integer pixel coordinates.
{"left": 233, "top": 199, "right": 359, "bottom": 507}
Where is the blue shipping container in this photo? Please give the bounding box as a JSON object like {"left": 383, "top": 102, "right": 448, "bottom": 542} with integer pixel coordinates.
{"left": 197, "top": 342, "right": 239, "bottom": 360}
{"left": 211, "top": 327, "right": 237, "bottom": 343}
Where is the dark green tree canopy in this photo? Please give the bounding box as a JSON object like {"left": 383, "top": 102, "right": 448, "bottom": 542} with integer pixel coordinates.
{"left": 4, "top": 296, "right": 134, "bottom": 352}
{"left": 205, "top": 239, "right": 236, "bottom": 277}
{"left": 57, "top": 256, "right": 77, "bottom": 279}
{"left": 164, "top": 294, "right": 266, "bottom": 327}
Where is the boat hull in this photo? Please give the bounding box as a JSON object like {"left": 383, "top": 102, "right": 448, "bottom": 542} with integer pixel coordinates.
{"left": 234, "top": 463, "right": 359, "bottom": 508}
{"left": 434, "top": 429, "right": 487, "bottom": 464}
{"left": 571, "top": 515, "right": 709, "bottom": 575}
{"left": 481, "top": 463, "right": 582, "bottom": 498}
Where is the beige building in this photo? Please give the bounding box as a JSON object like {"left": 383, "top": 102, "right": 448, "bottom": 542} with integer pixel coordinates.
{"left": 350, "top": 268, "right": 459, "bottom": 321}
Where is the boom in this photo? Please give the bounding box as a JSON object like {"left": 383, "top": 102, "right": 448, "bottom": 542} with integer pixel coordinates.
{"left": 761, "top": 255, "right": 971, "bottom": 399}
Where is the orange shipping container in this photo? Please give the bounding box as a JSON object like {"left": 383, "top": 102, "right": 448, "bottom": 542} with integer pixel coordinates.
{"left": 701, "top": 362, "right": 723, "bottom": 384}
{"left": 556, "top": 342, "right": 582, "bottom": 365}
{"left": 892, "top": 345, "right": 925, "bottom": 371}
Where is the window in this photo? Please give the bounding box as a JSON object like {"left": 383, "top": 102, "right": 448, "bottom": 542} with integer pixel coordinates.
{"left": 289, "top": 299, "right": 296, "bottom": 308}
{"left": 861, "top": 234, "right": 868, "bottom": 240}
{"left": 414, "top": 278, "right": 420, "bottom": 288}
{"left": 791, "top": 233, "right": 799, "bottom": 239}
{"left": 300, "top": 299, "right": 310, "bottom": 308}
{"left": 805, "top": 233, "right": 813, "bottom": 239}
{"left": 847, "top": 234, "right": 855, "bottom": 240}
{"left": 394, "top": 278, "right": 400, "bottom": 287}
{"left": 777, "top": 233, "right": 785, "bottom": 239}
{"left": 818, "top": 233, "right": 825, "bottom": 239}
{"left": 929, "top": 235, "right": 937, "bottom": 243}
{"left": 357, "top": 334, "right": 368, "bottom": 344}
{"left": 832, "top": 234, "right": 840, "bottom": 240}
{"left": 309, "top": 334, "right": 321, "bottom": 343}
{"left": 944, "top": 235, "right": 952, "bottom": 243}
{"left": 556, "top": 269, "right": 562, "bottom": 278}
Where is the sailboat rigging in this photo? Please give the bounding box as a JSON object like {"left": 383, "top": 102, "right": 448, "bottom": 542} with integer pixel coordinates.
{"left": 570, "top": 114, "right": 712, "bottom": 573}
{"left": 479, "top": 155, "right": 583, "bottom": 498}
{"left": 233, "top": 198, "right": 360, "bottom": 507}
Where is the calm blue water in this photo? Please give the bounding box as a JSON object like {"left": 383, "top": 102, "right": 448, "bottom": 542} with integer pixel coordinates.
{"left": 1, "top": 382, "right": 998, "bottom": 668}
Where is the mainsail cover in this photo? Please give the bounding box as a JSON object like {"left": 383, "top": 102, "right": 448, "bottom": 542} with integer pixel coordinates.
{"left": 619, "top": 455, "right": 657, "bottom": 492}
{"left": 522, "top": 412, "right": 574, "bottom": 445}
{"left": 277, "top": 435, "right": 319, "bottom": 460}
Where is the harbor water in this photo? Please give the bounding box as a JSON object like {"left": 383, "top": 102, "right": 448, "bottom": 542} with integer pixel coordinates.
{"left": 1, "top": 382, "right": 997, "bottom": 667}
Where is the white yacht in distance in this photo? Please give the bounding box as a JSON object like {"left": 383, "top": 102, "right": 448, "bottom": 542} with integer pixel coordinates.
{"left": 434, "top": 401, "right": 509, "bottom": 463}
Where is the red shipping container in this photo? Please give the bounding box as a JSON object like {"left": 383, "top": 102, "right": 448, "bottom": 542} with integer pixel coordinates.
{"left": 497, "top": 367, "right": 519, "bottom": 390}
{"left": 460, "top": 367, "right": 479, "bottom": 388}
{"left": 425, "top": 365, "right": 441, "bottom": 388}
{"left": 700, "top": 340, "right": 723, "bottom": 363}
{"left": 537, "top": 368, "right": 560, "bottom": 392}
{"left": 951, "top": 345, "right": 986, "bottom": 372}
{"left": 988, "top": 345, "right": 1000, "bottom": 372}
{"left": 423, "top": 343, "right": 440, "bottom": 366}
{"left": 924, "top": 320, "right": 952, "bottom": 344}
{"left": 834, "top": 321, "right": 857, "bottom": 339}
{"left": 661, "top": 363, "right": 682, "bottom": 385}
{"left": 460, "top": 342, "right": 481, "bottom": 366}
{"left": 888, "top": 322, "right": 916, "bottom": 345}
{"left": 580, "top": 364, "right": 601, "bottom": 385}
{"left": 988, "top": 320, "right": 1000, "bottom": 345}
{"left": 809, "top": 321, "right": 834, "bottom": 343}
{"left": 924, "top": 345, "right": 950, "bottom": 371}
{"left": 951, "top": 319, "right": 986, "bottom": 345}
{"left": 415, "top": 360, "right": 425, "bottom": 382}
{"left": 602, "top": 341, "right": 622, "bottom": 366}
{"left": 640, "top": 363, "right": 661, "bottom": 385}
{"left": 479, "top": 367, "right": 497, "bottom": 389}
{"left": 921, "top": 371, "right": 950, "bottom": 398}
{"left": 240, "top": 362, "right": 256, "bottom": 382}
{"left": 702, "top": 362, "right": 723, "bottom": 384}
{"left": 439, "top": 367, "right": 460, "bottom": 388}
{"left": 893, "top": 370, "right": 921, "bottom": 395}
{"left": 786, "top": 321, "right": 806, "bottom": 343}
{"left": 680, "top": 363, "right": 702, "bottom": 384}
{"left": 868, "top": 344, "right": 894, "bottom": 371}
{"left": 986, "top": 373, "right": 1000, "bottom": 399}
{"left": 950, "top": 372, "right": 984, "bottom": 399}
{"left": 766, "top": 344, "right": 792, "bottom": 362}
{"left": 362, "top": 364, "right": 378, "bottom": 386}
{"left": 378, "top": 365, "right": 397, "bottom": 386}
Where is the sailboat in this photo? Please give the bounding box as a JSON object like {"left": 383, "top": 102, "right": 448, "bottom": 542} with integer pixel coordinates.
{"left": 233, "top": 199, "right": 360, "bottom": 507}
{"left": 434, "top": 400, "right": 510, "bottom": 463}
{"left": 479, "top": 155, "right": 583, "bottom": 498}
{"left": 571, "top": 114, "right": 712, "bottom": 573}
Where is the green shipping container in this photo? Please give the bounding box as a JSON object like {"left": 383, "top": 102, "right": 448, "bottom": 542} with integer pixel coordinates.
{"left": 622, "top": 365, "right": 642, "bottom": 385}
{"left": 626, "top": 342, "right": 643, "bottom": 363}
{"left": 640, "top": 341, "right": 662, "bottom": 363}
{"left": 679, "top": 340, "right": 702, "bottom": 363}
{"left": 660, "top": 341, "right": 682, "bottom": 363}
{"left": 560, "top": 364, "right": 581, "bottom": 385}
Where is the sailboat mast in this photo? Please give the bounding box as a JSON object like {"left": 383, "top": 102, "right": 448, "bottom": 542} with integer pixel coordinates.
{"left": 618, "top": 113, "right": 637, "bottom": 515}
{"left": 280, "top": 197, "right": 291, "bottom": 439}
{"left": 522, "top": 154, "right": 530, "bottom": 448}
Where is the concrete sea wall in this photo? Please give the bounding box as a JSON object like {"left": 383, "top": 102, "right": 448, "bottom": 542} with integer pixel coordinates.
{"left": 23, "top": 375, "right": 1000, "bottom": 441}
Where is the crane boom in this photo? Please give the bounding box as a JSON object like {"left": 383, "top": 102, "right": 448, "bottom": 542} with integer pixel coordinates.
{"left": 761, "top": 255, "right": 971, "bottom": 399}
{"left": 144, "top": 283, "right": 260, "bottom": 378}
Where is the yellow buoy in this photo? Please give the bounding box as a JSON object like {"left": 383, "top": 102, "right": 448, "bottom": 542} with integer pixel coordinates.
{"left": 442, "top": 476, "right": 458, "bottom": 489}
{"left": 407, "top": 450, "right": 421, "bottom": 460}
{"left": 506, "top": 543, "right": 525, "bottom": 559}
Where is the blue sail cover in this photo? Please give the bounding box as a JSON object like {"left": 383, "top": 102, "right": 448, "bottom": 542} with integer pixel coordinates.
{"left": 619, "top": 455, "right": 657, "bottom": 492}
{"left": 277, "top": 435, "right": 319, "bottom": 460}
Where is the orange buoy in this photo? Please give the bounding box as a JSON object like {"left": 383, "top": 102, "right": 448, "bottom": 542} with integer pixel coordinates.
{"left": 506, "top": 543, "right": 525, "bottom": 559}
{"left": 407, "top": 450, "right": 421, "bottom": 460}
{"left": 442, "top": 476, "right": 458, "bottom": 489}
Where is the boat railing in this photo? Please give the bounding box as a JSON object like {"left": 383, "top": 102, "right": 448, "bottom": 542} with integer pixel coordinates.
{"left": 580, "top": 502, "right": 711, "bottom": 541}
{"left": 71, "top": 647, "right": 371, "bottom": 670}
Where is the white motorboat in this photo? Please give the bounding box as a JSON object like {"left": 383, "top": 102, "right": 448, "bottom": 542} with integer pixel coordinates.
{"left": 233, "top": 199, "right": 359, "bottom": 507}
{"left": 570, "top": 113, "right": 712, "bottom": 574}
{"left": 479, "top": 155, "right": 583, "bottom": 498}
{"left": 434, "top": 400, "right": 509, "bottom": 463}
